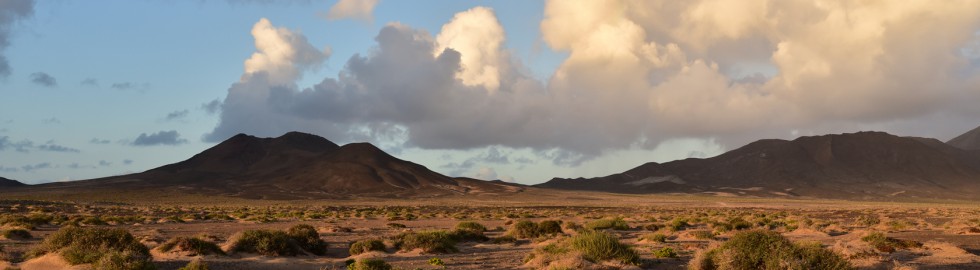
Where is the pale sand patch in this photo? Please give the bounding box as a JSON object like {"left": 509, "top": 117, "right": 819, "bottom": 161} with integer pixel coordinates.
{"left": 18, "top": 253, "right": 88, "bottom": 270}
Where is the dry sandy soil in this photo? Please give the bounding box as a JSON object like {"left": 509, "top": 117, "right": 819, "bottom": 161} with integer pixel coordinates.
{"left": 1, "top": 190, "right": 980, "bottom": 269}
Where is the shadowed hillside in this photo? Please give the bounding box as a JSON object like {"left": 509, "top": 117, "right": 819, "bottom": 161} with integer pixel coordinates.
{"left": 21, "top": 132, "right": 522, "bottom": 199}
{"left": 539, "top": 131, "right": 980, "bottom": 200}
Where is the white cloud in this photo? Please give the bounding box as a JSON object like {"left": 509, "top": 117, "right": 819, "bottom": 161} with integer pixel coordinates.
{"left": 473, "top": 167, "right": 498, "bottom": 180}
{"left": 435, "top": 7, "right": 505, "bottom": 92}
{"left": 209, "top": 2, "right": 980, "bottom": 167}
{"left": 325, "top": 0, "right": 378, "bottom": 22}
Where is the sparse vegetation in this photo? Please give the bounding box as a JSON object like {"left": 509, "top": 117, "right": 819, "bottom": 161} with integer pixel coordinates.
{"left": 178, "top": 258, "right": 210, "bottom": 270}
{"left": 653, "top": 247, "right": 678, "bottom": 258}
{"left": 393, "top": 230, "right": 459, "bottom": 253}
{"left": 690, "top": 230, "right": 851, "bottom": 270}
{"left": 508, "top": 220, "right": 564, "bottom": 238}
{"left": 347, "top": 258, "right": 393, "bottom": 270}
{"left": 28, "top": 227, "right": 154, "bottom": 270}
{"left": 287, "top": 224, "right": 327, "bottom": 255}
{"left": 227, "top": 229, "right": 301, "bottom": 256}
{"left": 584, "top": 217, "right": 629, "bottom": 231}
{"left": 525, "top": 230, "right": 639, "bottom": 268}
{"left": 1, "top": 229, "right": 31, "bottom": 240}
{"left": 157, "top": 236, "right": 225, "bottom": 256}
{"left": 861, "top": 232, "right": 922, "bottom": 253}
{"left": 349, "top": 239, "right": 386, "bottom": 255}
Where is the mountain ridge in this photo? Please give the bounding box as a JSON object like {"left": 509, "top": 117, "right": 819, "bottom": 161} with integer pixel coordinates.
{"left": 538, "top": 131, "right": 980, "bottom": 200}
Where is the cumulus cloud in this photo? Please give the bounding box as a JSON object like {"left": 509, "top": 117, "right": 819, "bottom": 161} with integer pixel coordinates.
{"left": 29, "top": 72, "right": 57, "bottom": 87}
{"left": 325, "top": 0, "right": 378, "bottom": 22}
{"left": 131, "top": 130, "right": 188, "bottom": 146}
{"left": 208, "top": 3, "right": 980, "bottom": 166}
{"left": 435, "top": 7, "right": 506, "bottom": 92}
{"left": 0, "top": 0, "right": 33, "bottom": 78}
{"left": 89, "top": 138, "right": 110, "bottom": 144}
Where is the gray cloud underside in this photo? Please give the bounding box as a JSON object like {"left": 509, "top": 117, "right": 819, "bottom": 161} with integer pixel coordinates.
{"left": 207, "top": 3, "right": 980, "bottom": 166}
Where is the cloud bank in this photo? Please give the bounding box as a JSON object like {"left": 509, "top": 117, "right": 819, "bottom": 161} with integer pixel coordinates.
{"left": 208, "top": 2, "right": 980, "bottom": 165}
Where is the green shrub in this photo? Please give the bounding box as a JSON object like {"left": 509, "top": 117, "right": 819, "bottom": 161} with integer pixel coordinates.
{"left": 454, "top": 221, "right": 486, "bottom": 233}
{"left": 287, "top": 224, "right": 327, "bottom": 255}
{"left": 428, "top": 257, "right": 445, "bottom": 266}
{"left": 569, "top": 231, "right": 639, "bottom": 265}
{"left": 642, "top": 233, "right": 667, "bottom": 243}
{"left": 856, "top": 215, "right": 880, "bottom": 227}
{"left": 653, "top": 247, "right": 678, "bottom": 258}
{"left": 861, "top": 232, "right": 921, "bottom": 253}
{"left": 669, "top": 219, "right": 690, "bottom": 231}
{"left": 490, "top": 235, "right": 517, "bottom": 244}
{"left": 349, "top": 239, "right": 386, "bottom": 255}
{"left": 690, "top": 230, "right": 715, "bottom": 240}
{"left": 537, "top": 220, "right": 564, "bottom": 235}
{"left": 347, "top": 258, "right": 393, "bottom": 270}
{"left": 227, "top": 230, "right": 301, "bottom": 256}
{"left": 157, "top": 236, "right": 225, "bottom": 256}
{"left": 2, "top": 229, "right": 31, "bottom": 240}
{"left": 393, "top": 230, "right": 458, "bottom": 253}
{"left": 29, "top": 227, "right": 153, "bottom": 269}
{"left": 177, "top": 258, "right": 209, "bottom": 270}
{"left": 690, "top": 230, "right": 851, "bottom": 270}
{"left": 584, "top": 218, "right": 630, "bottom": 231}
{"left": 510, "top": 220, "right": 539, "bottom": 238}
{"left": 509, "top": 220, "right": 564, "bottom": 239}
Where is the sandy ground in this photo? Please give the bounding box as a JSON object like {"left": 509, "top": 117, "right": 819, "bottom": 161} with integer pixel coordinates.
{"left": 1, "top": 192, "right": 980, "bottom": 269}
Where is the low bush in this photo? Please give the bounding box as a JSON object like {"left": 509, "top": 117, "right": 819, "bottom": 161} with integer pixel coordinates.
{"left": 524, "top": 231, "right": 639, "bottom": 268}
{"left": 177, "top": 258, "right": 209, "bottom": 270}
{"left": 454, "top": 221, "right": 486, "bottom": 233}
{"left": 347, "top": 258, "right": 393, "bottom": 270}
{"left": 584, "top": 218, "right": 630, "bottom": 231}
{"left": 287, "top": 224, "right": 327, "bottom": 255}
{"left": 2, "top": 229, "right": 31, "bottom": 240}
{"left": 157, "top": 236, "right": 225, "bottom": 256}
{"left": 349, "top": 239, "right": 386, "bottom": 255}
{"left": 227, "top": 230, "right": 301, "bottom": 256}
{"left": 508, "top": 220, "right": 565, "bottom": 239}
{"left": 570, "top": 231, "right": 639, "bottom": 264}
{"left": 690, "top": 230, "right": 715, "bottom": 240}
{"left": 689, "top": 230, "right": 851, "bottom": 270}
{"left": 861, "top": 232, "right": 922, "bottom": 253}
{"left": 653, "top": 247, "right": 677, "bottom": 258}
{"left": 641, "top": 233, "right": 667, "bottom": 243}
{"left": 393, "top": 230, "right": 458, "bottom": 253}
{"left": 28, "top": 227, "right": 154, "bottom": 270}
{"left": 428, "top": 257, "right": 445, "bottom": 266}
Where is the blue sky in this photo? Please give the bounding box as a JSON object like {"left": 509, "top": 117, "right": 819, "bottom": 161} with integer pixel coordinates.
{"left": 2, "top": 1, "right": 980, "bottom": 184}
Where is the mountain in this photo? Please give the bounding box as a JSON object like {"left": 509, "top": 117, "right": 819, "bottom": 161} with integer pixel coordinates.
{"left": 0, "top": 177, "right": 25, "bottom": 188}
{"left": 947, "top": 125, "right": 980, "bottom": 151}
{"left": 538, "top": 131, "right": 980, "bottom": 200}
{"left": 28, "top": 132, "right": 522, "bottom": 199}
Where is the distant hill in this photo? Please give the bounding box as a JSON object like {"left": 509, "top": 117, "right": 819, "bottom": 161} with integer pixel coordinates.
{"left": 0, "top": 177, "right": 25, "bottom": 188}
{"left": 948, "top": 125, "right": 980, "bottom": 151}
{"left": 538, "top": 131, "right": 980, "bottom": 200}
{"left": 26, "top": 132, "right": 522, "bottom": 199}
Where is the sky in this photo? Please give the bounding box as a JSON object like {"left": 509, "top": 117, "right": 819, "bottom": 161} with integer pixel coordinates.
{"left": 2, "top": 0, "right": 980, "bottom": 185}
